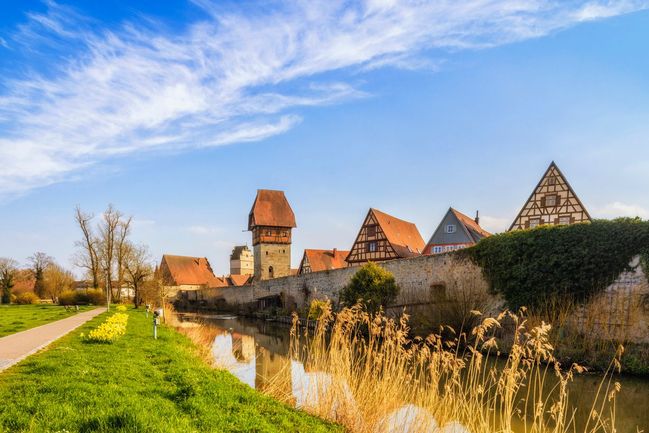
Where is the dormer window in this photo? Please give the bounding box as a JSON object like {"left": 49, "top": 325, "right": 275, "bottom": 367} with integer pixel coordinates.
{"left": 446, "top": 224, "right": 456, "bottom": 234}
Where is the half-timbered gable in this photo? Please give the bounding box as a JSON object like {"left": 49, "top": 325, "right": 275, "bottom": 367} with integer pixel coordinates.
{"left": 298, "top": 249, "right": 349, "bottom": 275}
{"left": 510, "top": 162, "right": 591, "bottom": 231}
{"left": 346, "top": 208, "right": 425, "bottom": 265}
{"left": 424, "top": 208, "right": 491, "bottom": 254}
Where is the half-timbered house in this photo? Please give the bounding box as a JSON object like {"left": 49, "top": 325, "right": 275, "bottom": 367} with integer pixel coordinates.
{"left": 346, "top": 208, "right": 425, "bottom": 266}
{"left": 423, "top": 208, "right": 491, "bottom": 254}
{"left": 297, "top": 248, "right": 349, "bottom": 275}
{"left": 510, "top": 161, "right": 591, "bottom": 231}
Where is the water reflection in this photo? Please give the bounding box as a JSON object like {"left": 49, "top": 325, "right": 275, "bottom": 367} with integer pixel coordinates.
{"left": 188, "top": 314, "right": 649, "bottom": 433}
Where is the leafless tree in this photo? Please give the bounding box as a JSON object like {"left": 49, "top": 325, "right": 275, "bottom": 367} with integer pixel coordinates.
{"left": 28, "top": 252, "right": 53, "bottom": 298}
{"left": 115, "top": 217, "right": 133, "bottom": 303}
{"left": 124, "top": 243, "right": 153, "bottom": 308}
{"left": 98, "top": 204, "right": 122, "bottom": 303}
{"left": 74, "top": 206, "right": 100, "bottom": 289}
{"left": 0, "top": 258, "right": 18, "bottom": 304}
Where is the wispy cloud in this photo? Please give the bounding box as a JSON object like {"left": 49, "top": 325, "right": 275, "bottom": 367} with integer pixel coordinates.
{"left": 1, "top": 0, "right": 647, "bottom": 195}
{"left": 594, "top": 201, "right": 649, "bottom": 219}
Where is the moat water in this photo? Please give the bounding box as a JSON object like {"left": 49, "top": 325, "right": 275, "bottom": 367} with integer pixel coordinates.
{"left": 181, "top": 314, "right": 649, "bottom": 432}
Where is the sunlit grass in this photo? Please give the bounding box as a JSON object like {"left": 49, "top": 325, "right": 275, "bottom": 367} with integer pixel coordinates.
{"left": 0, "top": 304, "right": 94, "bottom": 337}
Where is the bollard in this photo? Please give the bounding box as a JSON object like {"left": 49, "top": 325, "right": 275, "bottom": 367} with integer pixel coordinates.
{"left": 153, "top": 310, "right": 160, "bottom": 340}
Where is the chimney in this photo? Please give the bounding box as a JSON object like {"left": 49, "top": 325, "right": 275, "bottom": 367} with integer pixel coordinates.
{"left": 332, "top": 248, "right": 337, "bottom": 256}
{"left": 475, "top": 210, "right": 480, "bottom": 225}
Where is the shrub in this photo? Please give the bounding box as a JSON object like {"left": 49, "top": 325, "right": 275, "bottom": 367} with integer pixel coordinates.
{"left": 15, "top": 292, "right": 39, "bottom": 305}
{"left": 462, "top": 218, "right": 649, "bottom": 309}
{"left": 339, "top": 262, "right": 399, "bottom": 312}
{"left": 58, "top": 290, "right": 78, "bottom": 305}
{"left": 86, "top": 289, "right": 106, "bottom": 305}
{"left": 307, "top": 299, "right": 330, "bottom": 320}
{"left": 86, "top": 313, "right": 128, "bottom": 343}
{"left": 9, "top": 294, "right": 17, "bottom": 304}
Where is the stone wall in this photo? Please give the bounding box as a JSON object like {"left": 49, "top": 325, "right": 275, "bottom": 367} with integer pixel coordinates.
{"left": 192, "top": 252, "right": 649, "bottom": 343}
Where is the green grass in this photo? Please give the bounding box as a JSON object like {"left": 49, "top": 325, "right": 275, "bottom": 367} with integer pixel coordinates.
{"left": 0, "top": 308, "right": 342, "bottom": 433}
{"left": 0, "top": 304, "right": 95, "bottom": 338}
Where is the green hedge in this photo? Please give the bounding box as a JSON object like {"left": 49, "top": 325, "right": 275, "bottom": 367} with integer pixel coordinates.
{"left": 461, "top": 218, "right": 649, "bottom": 309}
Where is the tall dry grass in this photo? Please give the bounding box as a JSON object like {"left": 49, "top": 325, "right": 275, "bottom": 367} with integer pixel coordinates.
{"left": 264, "top": 302, "right": 624, "bottom": 433}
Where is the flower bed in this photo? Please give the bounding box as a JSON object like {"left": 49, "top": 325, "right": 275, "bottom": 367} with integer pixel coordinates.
{"left": 86, "top": 313, "right": 129, "bottom": 343}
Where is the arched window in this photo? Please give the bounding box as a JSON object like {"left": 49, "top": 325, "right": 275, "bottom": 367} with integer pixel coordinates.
{"left": 268, "top": 266, "right": 274, "bottom": 278}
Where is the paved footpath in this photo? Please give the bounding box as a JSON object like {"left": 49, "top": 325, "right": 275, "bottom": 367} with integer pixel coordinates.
{"left": 0, "top": 307, "right": 107, "bottom": 372}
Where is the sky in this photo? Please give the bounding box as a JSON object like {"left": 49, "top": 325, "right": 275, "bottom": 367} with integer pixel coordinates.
{"left": 1, "top": 0, "right": 649, "bottom": 276}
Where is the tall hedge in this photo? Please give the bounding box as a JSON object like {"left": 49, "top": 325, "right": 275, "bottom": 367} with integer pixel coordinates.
{"left": 461, "top": 218, "right": 649, "bottom": 309}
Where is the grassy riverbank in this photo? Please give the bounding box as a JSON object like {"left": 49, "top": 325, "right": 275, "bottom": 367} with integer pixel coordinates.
{"left": 0, "top": 307, "right": 341, "bottom": 433}
{"left": 0, "top": 304, "right": 94, "bottom": 337}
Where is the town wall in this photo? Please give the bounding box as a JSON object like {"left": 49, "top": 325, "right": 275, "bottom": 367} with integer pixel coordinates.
{"left": 194, "top": 253, "right": 649, "bottom": 343}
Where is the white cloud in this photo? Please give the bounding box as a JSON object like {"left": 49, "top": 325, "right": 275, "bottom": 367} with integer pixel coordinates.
{"left": 478, "top": 215, "right": 511, "bottom": 234}
{"left": 593, "top": 201, "right": 649, "bottom": 219}
{"left": 1, "top": 0, "right": 647, "bottom": 195}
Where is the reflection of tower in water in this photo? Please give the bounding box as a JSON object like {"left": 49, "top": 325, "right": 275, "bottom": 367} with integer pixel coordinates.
{"left": 231, "top": 333, "right": 255, "bottom": 363}
{"left": 255, "top": 346, "right": 291, "bottom": 395}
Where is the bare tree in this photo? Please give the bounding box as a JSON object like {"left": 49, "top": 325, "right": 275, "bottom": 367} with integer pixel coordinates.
{"left": 74, "top": 207, "right": 100, "bottom": 289}
{"left": 115, "top": 217, "right": 133, "bottom": 303}
{"left": 0, "top": 258, "right": 18, "bottom": 304}
{"left": 43, "top": 262, "right": 74, "bottom": 302}
{"left": 28, "top": 252, "right": 52, "bottom": 299}
{"left": 98, "top": 204, "right": 122, "bottom": 303}
{"left": 124, "top": 243, "right": 153, "bottom": 308}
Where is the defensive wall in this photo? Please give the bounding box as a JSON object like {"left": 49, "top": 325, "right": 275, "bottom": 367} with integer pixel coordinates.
{"left": 187, "top": 252, "right": 649, "bottom": 343}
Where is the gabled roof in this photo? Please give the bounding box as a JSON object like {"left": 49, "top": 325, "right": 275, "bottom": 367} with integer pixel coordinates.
{"left": 450, "top": 208, "right": 491, "bottom": 242}
{"left": 300, "top": 249, "right": 350, "bottom": 273}
{"left": 372, "top": 208, "right": 426, "bottom": 257}
{"left": 161, "top": 254, "right": 227, "bottom": 288}
{"left": 228, "top": 274, "right": 253, "bottom": 286}
{"left": 248, "top": 189, "right": 296, "bottom": 229}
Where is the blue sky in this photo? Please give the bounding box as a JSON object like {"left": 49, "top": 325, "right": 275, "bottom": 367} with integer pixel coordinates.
{"left": 1, "top": 1, "right": 649, "bottom": 276}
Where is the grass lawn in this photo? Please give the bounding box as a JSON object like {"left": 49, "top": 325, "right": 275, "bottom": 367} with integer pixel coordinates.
{"left": 0, "top": 308, "right": 342, "bottom": 433}
{"left": 0, "top": 304, "right": 95, "bottom": 338}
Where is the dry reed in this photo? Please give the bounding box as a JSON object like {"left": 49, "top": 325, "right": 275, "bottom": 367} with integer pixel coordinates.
{"left": 266, "top": 302, "right": 623, "bottom": 433}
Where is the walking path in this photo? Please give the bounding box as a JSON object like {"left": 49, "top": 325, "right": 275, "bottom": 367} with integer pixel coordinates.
{"left": 0, "top": 307, "right": 107, "bottom": 372}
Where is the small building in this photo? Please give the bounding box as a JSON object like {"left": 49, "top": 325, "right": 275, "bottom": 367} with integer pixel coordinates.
{"left": 423, "top": 208, "right": 491, "bottom": 254}
{"left": 230, "top": 245, "right": 254, "bottom": 276}
{"left": 346, "top": 208, "right": 425, "bottom": 266}
{"left": 298, "top": 249, "right": 349, "bottom": 275}
{"left": 159, "top": 254, "right": 227, "bottom": 298}
{"left": 248, "top": 189, "right": 297, "bottom": 280}
{"left": 510, "top": 161, "right": 591, "bottom": 231}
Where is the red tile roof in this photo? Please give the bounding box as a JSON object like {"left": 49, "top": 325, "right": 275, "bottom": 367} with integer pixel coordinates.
{"left": 300, "top": 249, "right": 349, "bottom": 273}
{"left": 372, "top": 208, "right": 425, "bottom": 257}
{"left": 248, "top": 189, "right": 296, "bottom": 229}
{"left": 160, "top": 255, "right": 227, "bottom": 288}
{"left": 228, "top": 274, "right": 253, "bottom": 286}
{"left": 450, "top": 208, "right": 492, "bottom": 241}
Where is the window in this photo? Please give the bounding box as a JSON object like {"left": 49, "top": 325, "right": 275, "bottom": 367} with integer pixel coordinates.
{"left": 367, "top": 241, "right": 377, "bottom": 253}
{"left": 446, "top": 224, "right": 456, "bottom": 234}
{"left": 432, "top": 246, "right": 443, "bottom": 254}
{"left": 547, "top": 176, "right": 557, "bottom": 186}
{"left": 529, "top": 218, "right": 541, "bottom": 228}
{"left": 559, "top": 216, "right": 571, "bottom": 225}
{"left": 267, "top": 230, "right": 272, "bottom": 236}
{"left": 545, "top": 195, "right": 557, "bottom": 207}
{"left": 366, "top": 225, "right": 376, "bottom": 237}
{"left": 268, "top": 266, "right": 274, "bottom": 278}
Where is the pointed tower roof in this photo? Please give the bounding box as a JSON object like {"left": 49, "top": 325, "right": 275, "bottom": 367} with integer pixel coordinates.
{"left": 248, "top": 189, "right": 297, "bottom": 230}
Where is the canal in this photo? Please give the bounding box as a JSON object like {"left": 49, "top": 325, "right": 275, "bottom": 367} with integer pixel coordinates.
{"left": 181, "top": 313, "right": 649, "bottom": 432}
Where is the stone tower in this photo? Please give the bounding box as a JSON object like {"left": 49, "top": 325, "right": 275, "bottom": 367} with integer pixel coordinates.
{"left": 230, "top": 245, "right": 254, "bottom": 276}
{"left": 248, "top": 189, "right": 296, "bottom": 280}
